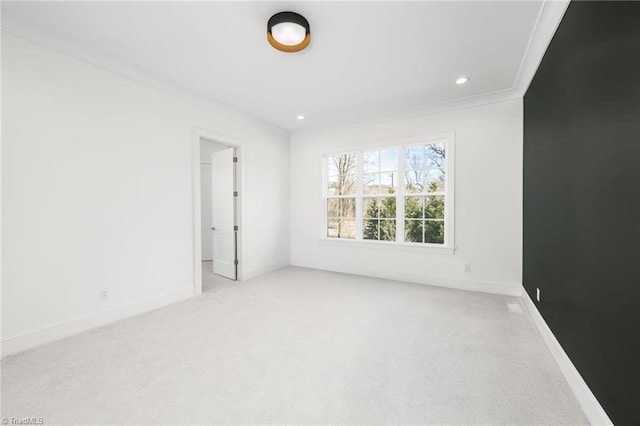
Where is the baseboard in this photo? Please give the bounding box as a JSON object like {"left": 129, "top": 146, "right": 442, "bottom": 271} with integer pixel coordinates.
{"left": 1, "top": 285, "right": 194, "bottom": 358}
{"left": 521, "top": 291, "right": 613, "bottom": 425}
{"left": 245, "top": 262, "right": 288, "bottom": 281}
{"left": 290, "top": 261, "right": 522, "bottom": 296}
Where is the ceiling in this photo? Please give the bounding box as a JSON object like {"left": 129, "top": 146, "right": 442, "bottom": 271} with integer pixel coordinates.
{"left": 1, "top": 1, "right": 565, "bottom": 134}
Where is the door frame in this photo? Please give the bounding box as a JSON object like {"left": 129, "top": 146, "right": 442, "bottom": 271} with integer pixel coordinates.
{"left": 191, "top": 127, "right": 244, "bottom": 295}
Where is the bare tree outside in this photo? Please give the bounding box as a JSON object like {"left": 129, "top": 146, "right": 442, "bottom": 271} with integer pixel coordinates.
{"left": 328, "top": 144, "right": 447, "bottom": 244}
{"left": 404, "top": 144, "right": 446, "bottom": 243}
{"left": 405, "top": 144, "right": 446, "bottom": 193}
{"left": 332, "top": 153, "right": 357, "bottom": 195}
{"left": 327, "top": 153, "right": 357, "bottom": 238}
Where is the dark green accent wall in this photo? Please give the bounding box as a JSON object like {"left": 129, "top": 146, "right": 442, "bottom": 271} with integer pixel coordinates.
{"left": 523, "top": 1, "right": 640, "bottom": 424}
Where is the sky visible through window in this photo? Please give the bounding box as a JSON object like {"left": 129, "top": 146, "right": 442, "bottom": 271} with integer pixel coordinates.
{"left": 326, "top": 142, "right": 448, "bottom": 244}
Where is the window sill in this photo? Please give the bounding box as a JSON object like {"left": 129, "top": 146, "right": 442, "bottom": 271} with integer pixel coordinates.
{"left": 318, "top": 237, "right": 456, "bottom": 255}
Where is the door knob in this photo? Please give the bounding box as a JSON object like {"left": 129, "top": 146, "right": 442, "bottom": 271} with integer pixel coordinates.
{"left": 211, "top": 227, "right": 215, "bottom": 231}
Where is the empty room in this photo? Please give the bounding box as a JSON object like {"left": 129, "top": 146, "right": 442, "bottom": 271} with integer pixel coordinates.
{"left": 1, "top": 1, "right": 638, "bottom": 425}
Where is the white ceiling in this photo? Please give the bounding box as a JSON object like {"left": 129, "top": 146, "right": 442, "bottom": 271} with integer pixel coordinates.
{"left": 1, "top": 1, "right": 566, "bottom": 134}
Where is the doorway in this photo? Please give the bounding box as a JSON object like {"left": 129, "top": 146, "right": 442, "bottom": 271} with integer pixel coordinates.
{"left": 195, "top": 135, "right": 241, "bottom": 293}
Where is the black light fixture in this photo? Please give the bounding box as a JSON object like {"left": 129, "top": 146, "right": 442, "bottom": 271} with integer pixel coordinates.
{"left": 267, "top": 11, "right": 310, "bottom": 53}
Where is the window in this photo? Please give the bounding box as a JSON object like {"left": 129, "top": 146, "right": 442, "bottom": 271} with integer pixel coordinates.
{"left": 403, "top": 144, "right": 446, "bottom": 244}
{"left": 363, "top": 149, "right": 397, "bottom": 241}
{"left": 326, "top": 153, "right": 357, "bottom": 239}
{"left": 323, "top": 135, "right": 453, "bottom": 248}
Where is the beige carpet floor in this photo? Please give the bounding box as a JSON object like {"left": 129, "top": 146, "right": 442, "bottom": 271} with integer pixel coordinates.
{"left": 201, "top": 261, "right": 235, "bottom": 293}
{"left": 1, "top": 267, "right": 588, "bottom": 425}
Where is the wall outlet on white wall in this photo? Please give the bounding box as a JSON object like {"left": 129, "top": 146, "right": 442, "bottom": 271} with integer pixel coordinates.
{"left": 464, "top": 264, "right": 471, "bottom": 273}
{"left": 100, "top": 289, "right": 110, "bottom": 301}
{"left": 536, "top": 288, "right": 541, "bottom": 302}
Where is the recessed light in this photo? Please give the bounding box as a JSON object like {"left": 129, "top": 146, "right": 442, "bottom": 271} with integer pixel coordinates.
{"left": 297, "top": 115, "right": 305, "bottom": 120}
{"left": 456, "top": 77, "right": 470, "bottom": 85}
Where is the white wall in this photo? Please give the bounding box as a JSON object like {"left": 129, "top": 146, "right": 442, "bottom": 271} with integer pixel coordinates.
{"left": 290, "top": 99, "right": 523, "bottom": 295}
{"left": 1, "top": 33, "right": 290, "bottom": 355}
{"left": 200, "top": 140, "right": 229, "bottom": 261}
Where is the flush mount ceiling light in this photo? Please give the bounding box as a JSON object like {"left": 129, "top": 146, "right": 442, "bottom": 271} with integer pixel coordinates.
{"left": 267, "top": 11, "right": 310, "bottom": 53}
{"left": 456, "top": 76, "right": 470, "bottom": 85}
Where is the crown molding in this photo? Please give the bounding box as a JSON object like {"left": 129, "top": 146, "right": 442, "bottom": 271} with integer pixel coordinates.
{"left": 1, "top": 29, "right": 289, "bottom": 140}
{"left": 293, "top": 0, "right": 569, "bottom": 139}
{"left": 512, "top": 0, "right": 570, "bottom": 97}
{"left": 291, "top": 88, "right": 522, "bottom": 139}
{"left": 3, "top": 0, "right": 568, "bottom": 141}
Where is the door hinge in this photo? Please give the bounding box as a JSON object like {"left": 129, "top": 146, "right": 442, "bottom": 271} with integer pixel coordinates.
{"left": 234, "top": 225, "right": 238, "bottom": 231}
{"left": 234, "top": 259, "right": 239, "bottom": 266}
{"left": 233, "top": 156, "right": 238, "bottom": 163}
{"left": 233, "top": 191, "right": 238, "bottom": 197}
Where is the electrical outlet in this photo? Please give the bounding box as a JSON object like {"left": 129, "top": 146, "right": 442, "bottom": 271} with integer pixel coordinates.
{"left": 536, "top": 288, "right": 541, "bottom": 302}
{"left": 100, "top": 289, "right": 109, "bottom": 301}
{"left": 464, "top": 264, "right": 471, "bottom": 273}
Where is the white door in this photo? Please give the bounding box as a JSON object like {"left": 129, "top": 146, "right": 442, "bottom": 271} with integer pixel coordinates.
{"left": 211, "top": 148, "right": 236, "bottom": 280}
{"left": 200, "top": 163, "right": 213, "bottom": 261}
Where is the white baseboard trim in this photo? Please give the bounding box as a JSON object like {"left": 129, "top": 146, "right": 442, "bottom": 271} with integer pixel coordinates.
{"left": 290, "top": 261, "right": 522, "bottom": 296}
{"left": 521, "top": 291, "right": 613, "bottom": 425}
{"left": 1, "top": 285, "right": 194, "bottom": 358}
{"left": 244, "top": 262, "right": 288, "bottom": 281}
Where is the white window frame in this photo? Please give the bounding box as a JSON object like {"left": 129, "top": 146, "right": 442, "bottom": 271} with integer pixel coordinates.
{"left": 321, "top": 132, "right": 455, "bottom": 254}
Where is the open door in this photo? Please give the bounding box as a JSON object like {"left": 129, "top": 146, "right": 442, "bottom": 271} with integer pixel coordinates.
{"left": 200, "top": 163, "right": 213, "bottom": 261}
{"left": 211, "top": 147, "right": 237, "bottom": 280}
